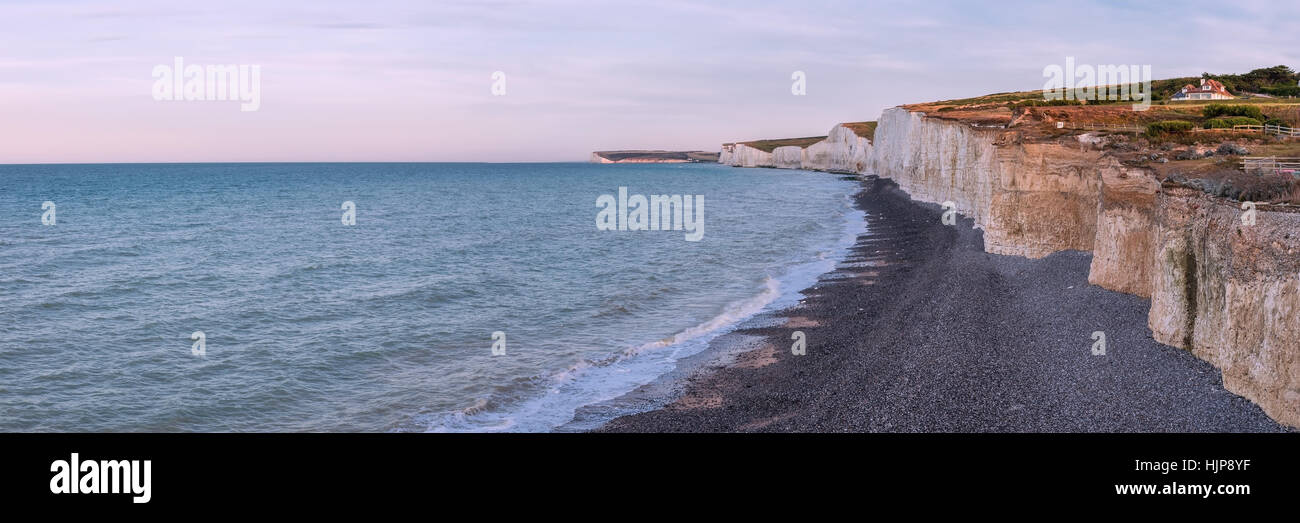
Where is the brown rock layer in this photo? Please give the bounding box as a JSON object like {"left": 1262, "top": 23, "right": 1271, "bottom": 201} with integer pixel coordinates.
{"left": 722, "top": 106, "right": 1300, "bottom": 427}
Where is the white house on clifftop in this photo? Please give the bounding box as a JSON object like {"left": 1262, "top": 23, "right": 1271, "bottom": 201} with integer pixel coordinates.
{"left": 1171, "top": 78, "right": 1234, "bottom": 100}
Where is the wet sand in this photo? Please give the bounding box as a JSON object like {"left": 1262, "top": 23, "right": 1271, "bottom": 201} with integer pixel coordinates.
{"left": 596, "top": 176, "right": 1291, "bottom": 432}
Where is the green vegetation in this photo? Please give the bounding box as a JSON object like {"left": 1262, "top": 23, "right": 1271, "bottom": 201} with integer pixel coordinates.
{"left": 916, "top": 66, "right": 1298, "bottom": 115}
{"left": 1152, "top": 66, "right": 1300, "bottom": 101}
{"left": 739, "top": 136, "right": 827, "bottom": 153}
{"left": 1262, "top": 106, "right": 1300, "bottom": 127}
{"left": 1145, "top": 120, "right": 1195, "bottom": 137}
{"left": 1204, "top": 116, "right": 1262, "bottom": 129}
{"left": 841, "top": 121, "right": 877, "bottom": 140}
{"left": 1207, "top": 65, "right": 1300, "bottom": 94}
{"left": 929, "top": 90, "right": 1042, "bottom": 108}
{"left": 1262, "top": 85, "right": 1300, "bottom": 97}
{"left": 1203, "top": 104, "right": 1265, "bottom": 120}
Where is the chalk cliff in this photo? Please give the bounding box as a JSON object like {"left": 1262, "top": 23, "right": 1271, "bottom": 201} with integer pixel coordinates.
{"left": 721, "top": 123, "right": 874, "bottom": 173}
{"left": 720, "top": 106, "right": 1300, "bottom": 427}
{"left": 719, "top": 143, "right": 776, "bottom": 168}
{"left": 872, "top": 108, "right": 1101, "bottom": 258}
{"left": 1146, "top": 188, "right": 1300, "bottom": 426}
{"left": 773, "top": 146, "right": 803, "bottom": 169}
{"left": 1088, "top": 163, "right": 1161, "bottom": 297}
{"left": 801, "top": 123, "right": 874, "bottom": 172}
{"left": 591, "top": 150, "right": 719, "bottom": 163}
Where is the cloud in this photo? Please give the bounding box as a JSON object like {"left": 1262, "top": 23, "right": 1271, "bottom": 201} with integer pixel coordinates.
{"left": 0, "top": 0, "right": 1296, "bottom": 163}
{"left": 309, "top": 22, "right": 388, "bottom": 30}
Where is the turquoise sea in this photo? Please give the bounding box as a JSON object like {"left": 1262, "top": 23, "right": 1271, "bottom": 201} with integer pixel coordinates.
{"left": 0, "top": 162, "right": 863, "bottom": 432}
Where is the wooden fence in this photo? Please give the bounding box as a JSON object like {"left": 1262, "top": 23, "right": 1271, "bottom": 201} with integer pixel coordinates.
{"left": 1059, "top": 121, "right": 1299, "bottom": 138}
{"left": 1231, "top": 124, "right": 1300, "bottom": 137}
{"left": 1060, "top": 122, "right": 1144, "bottom": 133}
{"left": 1240, "top": 157, "right": 1300, "bottom": 176}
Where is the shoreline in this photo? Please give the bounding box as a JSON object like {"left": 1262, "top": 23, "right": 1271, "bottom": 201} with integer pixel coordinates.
{"left": 554, "top": 171, "right": 866, "bottom": 432}
{"left": 594, "top": 176, "right": 1292, "bottom": 432}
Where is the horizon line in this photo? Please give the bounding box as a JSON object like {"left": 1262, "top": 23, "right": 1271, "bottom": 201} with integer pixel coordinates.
{"left": 0, "top": 160, "right": 616, "bottom": 167}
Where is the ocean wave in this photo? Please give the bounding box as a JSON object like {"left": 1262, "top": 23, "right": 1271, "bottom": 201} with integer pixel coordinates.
{"left": 353, "top": 280, "right": 478, "bottom": 305}
{"left": 266, "top": 259, "right": 360, "bottom": 281}
{"left": 618, "top": 276, "right": 780, "bottom": 359}
{"left": 423, "top": 186, "right": 868, "bottom": 433}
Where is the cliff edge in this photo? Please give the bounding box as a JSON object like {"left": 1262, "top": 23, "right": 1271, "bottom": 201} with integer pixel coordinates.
{"left": 719, "top": 104, "right": 1300, "bottom": 427}
{"left": 591, "top": 150, "right": 719, "bottom": 163}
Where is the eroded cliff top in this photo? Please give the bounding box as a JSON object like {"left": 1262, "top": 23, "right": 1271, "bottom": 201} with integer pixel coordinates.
{"left": 904, "top": 67, "right": 1300, "bottom": 133}
{"left": 592, "top": 150, "right": 719, "bottom": 163}
{"left": 840, "top": 121, "right": 878, "bottom": 140}
{"left": 724, "top": 122, "right": 877, "bottom": 152}
{"left": 730, "top": 136, "right": 827, "bottom": 153}
{"left": 903, "top": 92, "right": 1300, "bottom": 142}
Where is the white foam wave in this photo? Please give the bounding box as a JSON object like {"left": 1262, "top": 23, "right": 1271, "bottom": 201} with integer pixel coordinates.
{"left": 423, "top": 183, "right": 867, "bottom": 433}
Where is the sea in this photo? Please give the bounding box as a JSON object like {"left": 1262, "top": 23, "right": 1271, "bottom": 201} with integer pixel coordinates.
{"left": 0, "top": 162, "right": 864, "bottom": 432}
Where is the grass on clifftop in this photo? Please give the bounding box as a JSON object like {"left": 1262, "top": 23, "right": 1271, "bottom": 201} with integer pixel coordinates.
{"left": 919, "top": 67, "right": 1299, "bottom": 111}
{"left": 729, "top": 122, "right": 876, "bottom": 152}
{"left": 841, "top": 121, "right": 878, "bottom": 140}
{"left": 907, "top": 66, "right": 1300, "bottom": 130}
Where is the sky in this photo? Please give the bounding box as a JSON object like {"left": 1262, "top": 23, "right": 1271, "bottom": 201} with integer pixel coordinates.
{"left": 1, "top": 0, "right": 1297, "bottom": 163}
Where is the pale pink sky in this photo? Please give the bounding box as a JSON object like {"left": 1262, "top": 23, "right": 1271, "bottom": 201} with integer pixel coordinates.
{"left": 1, "top": 0, "right": 1296, "bottom": 163}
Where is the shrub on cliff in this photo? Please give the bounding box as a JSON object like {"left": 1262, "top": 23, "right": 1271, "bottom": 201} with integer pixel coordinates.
{"left": 1177, "top": 170, "right": 1299, "bottom": 203}
{"left": 1217, "top": 143, "right": 1251, "bottom": 155}
{"left": 1204, "top": 116, "right": 1262, "bottom": 129}
{"left": 1145, "top": 120, "right": 1194, "bottom": 137}
{"left": 1203, "top": 104, "right": 1265, "bottom": 120}
{"left": 1232, "top": 174, "right": 1300, "bottom": 203}
{"left": 1262, "top": 85, "right": 1300, "bottom": 97}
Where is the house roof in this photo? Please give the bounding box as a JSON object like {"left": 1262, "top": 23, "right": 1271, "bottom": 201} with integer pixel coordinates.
{"left": 1175, "top": 78, "right": 1233, "bottom": 97}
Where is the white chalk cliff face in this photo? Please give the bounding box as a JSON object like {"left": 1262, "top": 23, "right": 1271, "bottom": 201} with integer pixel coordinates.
{"left": 772, "top": 146, "right": 803, "bottom": 169}
{"left": 720, "top": 107, "right": 1300, "bottom": 427}
{"left": 802, "top": 124, "right": 873, "bottom": 173}
{"left": 719, "top": 124, "right": 874, "bottom": 173}
{"left": 872, "top": 107, "right": 1102, "bottom": 257}
{"left": 1088, "top": 163, "right": 1161, "bottom": 297}
{"left": 719, "top": 143, "right": 775, "bottom": 168}
{"left": 1146, "top": 188, "right": 1300, "bottom": 427}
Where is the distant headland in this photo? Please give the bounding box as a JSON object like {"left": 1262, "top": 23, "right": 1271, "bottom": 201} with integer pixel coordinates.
{"left": 589, "top": 150, "right": 719, "bottom": 163}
